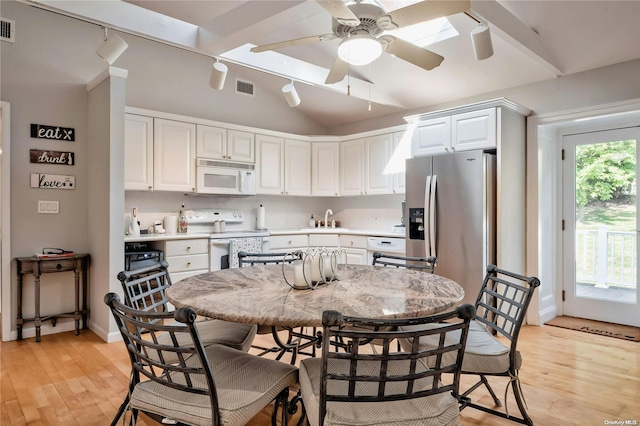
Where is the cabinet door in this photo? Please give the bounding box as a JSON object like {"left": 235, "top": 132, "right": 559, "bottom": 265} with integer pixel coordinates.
{"left": 392, "top": 131, "right": 406, "bottom": 194}
{"left": 227, "top": 129, "right": 255, "bottom": 163}
{"left": 284, "top": 139, "right": 311, "bottom": 196}
{"left": 365, "top": 134, "right": 394, "bottom": 195}
{"left": 451, "top": 107, "right": 497, "bottom": 152}
{"left": 312, "top": 142, "right": 340, "bottom": 196}
{"left": 340, "top": 138, "right": 365, "bottom": 196}
{"left": 412, "top": 116, "right": 451, "bottom": 156}
{"left": 196, "top": 124, "right": 226, "bottom": 160}
{"left": 341, "top": 248, "right": 368, "bottom": 265}
{"left": 153, "top": 118, "right": 196, "bottom": 192}
{"left": 256, "top": 134, "right": 284, "bottom": 194}
{"left": 124, "top": 114, "right": 154, "bottom": 191}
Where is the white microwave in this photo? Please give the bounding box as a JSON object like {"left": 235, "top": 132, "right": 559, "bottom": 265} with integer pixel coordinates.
{"left": 196, "top": 159, "right": 256, "bottom": 195}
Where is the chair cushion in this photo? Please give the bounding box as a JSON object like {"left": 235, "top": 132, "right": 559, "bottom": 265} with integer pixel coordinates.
{"left": 131, "top": 343, "right": 299, "bottom": 426}
{"left": 299, "top": 357, "right": 460, "bottom": 426}
{"left": 400, "top": 320, "right": 521, "bottom": 375}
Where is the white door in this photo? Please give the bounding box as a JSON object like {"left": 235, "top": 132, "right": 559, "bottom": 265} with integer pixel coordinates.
{"left": 562, "top": 127, "right": 639, "bottom": 326}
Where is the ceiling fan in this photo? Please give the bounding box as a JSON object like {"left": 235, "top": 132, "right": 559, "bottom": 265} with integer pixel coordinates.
{"left": 251, "top": 0, "right": 471, "bottom": 84}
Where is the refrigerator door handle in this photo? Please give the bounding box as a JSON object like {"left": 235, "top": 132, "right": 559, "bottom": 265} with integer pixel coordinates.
{"left": 429, "top": 175, "right": 437, "bottom": 259}
{"left": 424, "top": 175, "right": 432, "bottom": 257}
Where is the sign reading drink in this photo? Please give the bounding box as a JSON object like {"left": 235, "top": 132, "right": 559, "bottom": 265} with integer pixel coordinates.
{"left": 31, "top": 123, "right": 75, "bottom": 141}
{"left": 30, "top": 173, "right": 75, "bottom": 190}
{"left": 30, "top": 149, "right": 74, "bottom": 165}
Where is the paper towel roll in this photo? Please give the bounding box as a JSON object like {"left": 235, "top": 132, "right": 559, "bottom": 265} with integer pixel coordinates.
{"left": 164, "top": 216, "right": 178, "bottom": 235}
{"left": 257, "top": 204, "right": 266, "bottom": 230}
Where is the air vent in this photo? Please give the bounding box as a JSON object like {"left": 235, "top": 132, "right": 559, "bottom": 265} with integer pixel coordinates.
{"left": 235, "top": 79, "right": 255, "bottom": 97}
{"left": 1, "top": 18, "right": 15, "bottom": 43}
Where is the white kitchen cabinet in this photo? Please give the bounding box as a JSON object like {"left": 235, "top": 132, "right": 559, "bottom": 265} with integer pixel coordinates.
{"left": 412, "top": 107, "right": 497, "bottom": 156}
{"left": 227, "top": 129, "right": 255, "bottom": 163}
{"left": 256, "top": 135, "right": 310, "bottom": 195}
{"left": 392, "top": 131, "right": 406, "bottom": 194}
{"left": 284, "top": 139, "right": 311, "bottom": 196}
{"left": 153, "top": 118, "right": 196, "bottom": 192}
{"left": 255, "top": 134, "right": 284, "bottom": 194}
{"left": 312, "top": 142, "right": 340, "bottom": 196}
{"left": 309, "top": 234, "right": 339, "bottom": 248}
{"left": 164, "top": 238, "right": 209, "bottom": 281}
{"left": 124, "top": 114, "right": 154, "bottom": 191}
{"left": 340, "top": 138, "right": 365, "bottom": 196}
{"left": 451, "top": 107, "right": 496, "bottom": 151}
{"left": 268, "top": 234, "right": 309, "bottom": 253}
{"left": 197, "top": 126, "right": 254, "bottom": 163}
{"left": 339, "top": 235, "right": 368, "bottom": 265}
{"left": 365, "top": 134, "right": 394, "bottom": 195}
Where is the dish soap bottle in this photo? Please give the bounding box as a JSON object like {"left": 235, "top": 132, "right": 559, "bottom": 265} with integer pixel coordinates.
{"left": 308, "top": 214, "right": 315, "bottom": 229}
{"left": 178, "top": 204, "right": 188, "bottom": 233}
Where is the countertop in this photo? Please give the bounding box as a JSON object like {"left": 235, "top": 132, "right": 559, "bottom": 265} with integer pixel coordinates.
{"left": 124, "top": 227, "right": 406, "bottom": 243}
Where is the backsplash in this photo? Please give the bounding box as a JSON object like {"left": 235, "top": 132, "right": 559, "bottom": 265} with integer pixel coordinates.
{"left": 124, "top": 192, "right": 404, "bottom": 234}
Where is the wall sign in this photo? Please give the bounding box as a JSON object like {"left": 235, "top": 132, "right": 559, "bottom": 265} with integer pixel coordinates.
{"left": 30, "top": 123, "right": 75, "bottom": 141}
{"left": 30, "top": 149, "right": 74, "bottom": 165}
{"left": 30, "top": 173, "right": 75, "bottom": 190}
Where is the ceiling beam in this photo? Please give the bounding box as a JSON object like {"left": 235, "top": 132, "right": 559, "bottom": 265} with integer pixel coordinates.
{"left": 470, "top": 0, "right": 564, "bottom": 77}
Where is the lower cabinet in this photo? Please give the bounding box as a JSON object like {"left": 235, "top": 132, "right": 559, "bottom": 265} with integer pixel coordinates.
{"left": 339, "top": 235, "right": 368, "bottom": 265}
{"left": 267, "top": 234, "right": 309, "bottom": 254}
{"left": 164, "top": 238, "right": 209, "bottom": 282}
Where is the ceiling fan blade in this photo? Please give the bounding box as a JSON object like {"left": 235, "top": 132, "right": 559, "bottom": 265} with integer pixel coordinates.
{"left": 251, "top": 34, "right": 336, "bottom": 53}
{"left": 378, "top": 0, "right": 470, "bottom": 30}
{"left": 325, "top": 56, "right": 349, "bottom": 84}
{"left": 316, "top": 0, "right": 361, "bottom": 27}
{"left": 383, "top": 36, "right": 444, "bottom": 71}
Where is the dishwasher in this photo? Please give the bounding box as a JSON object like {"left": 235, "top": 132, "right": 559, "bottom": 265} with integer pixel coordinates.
{"left": 366, "top": 237, "right": 406, "bottom": 265}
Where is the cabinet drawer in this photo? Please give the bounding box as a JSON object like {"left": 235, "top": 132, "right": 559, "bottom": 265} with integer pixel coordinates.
{"left": 269, "top": 235, "right": 309, "bottom": 250}
{"left": 339, "top": 235, "right": 368, "bottom": 249}
{"left": 309, "top": 234, "right": 339, "bottom": 248}
{"left": 39, "top": 258, "right": 76, "bottom": 273}
{"left": 165, "top": 239, "right": 209, "bottom": 256}
{"left": 166, "top": 253, "right": 209, "bottom": 273}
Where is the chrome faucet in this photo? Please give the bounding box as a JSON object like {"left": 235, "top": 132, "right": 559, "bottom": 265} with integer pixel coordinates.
{"left": 324, "top": 209, "right": 333, "bottom": 229}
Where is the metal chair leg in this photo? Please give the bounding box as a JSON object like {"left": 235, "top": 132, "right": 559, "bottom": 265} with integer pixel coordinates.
{"left": 511, "top": 374, "right": 533, "bottom": 426}
{"left": 480, "top": 374, "right": 502, "bottom": 407}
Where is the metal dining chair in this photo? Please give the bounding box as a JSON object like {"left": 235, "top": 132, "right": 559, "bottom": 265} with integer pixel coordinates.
{"left": 238, "top": 250, "right": 318, "bottom": 364}
{"left": 104, "top": 293, "right": 299, "bottom": 426}
{"left": 400, "top": 264, "right": 541, "bottom": 426}
{"left": 372, "top": 251, "right": 437, "bottom": 272}
{"left": 298, "top": 304, "right": 476, "bottom": 426}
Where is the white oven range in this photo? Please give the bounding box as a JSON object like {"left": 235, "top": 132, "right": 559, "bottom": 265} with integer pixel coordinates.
{"left": 185, "top": 209, "right": 269, "bottom": 271}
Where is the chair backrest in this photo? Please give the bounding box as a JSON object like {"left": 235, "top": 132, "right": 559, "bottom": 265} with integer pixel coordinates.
{"left": 474, "top": 264, "right": 541, "bottom": 355}
{"left": 117, "top": 261, "right": 172, "bottom": 323}
{"left": 237, "top": 250, "right": 302, "bottom": 267}
{"left": 372, "top": 252, "right": 437, "bottom": 272}
{"left": 319, "top": 304, "right": 475, "bottom": 425}
{"left": 104, "top": 293, "right": 220, "bottom": 424}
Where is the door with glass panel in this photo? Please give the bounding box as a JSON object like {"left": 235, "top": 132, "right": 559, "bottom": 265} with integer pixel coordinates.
{"left": 562, "top": 127, "right": 639, "bottom": 326}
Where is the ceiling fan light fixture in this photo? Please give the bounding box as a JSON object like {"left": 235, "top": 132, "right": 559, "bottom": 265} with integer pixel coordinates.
{"left": 470, "top": 23, "right": 494, "bottom": 60}
{"left": 209, "top": 60, "right": 228, "bottom": 90}
{"left": 282, "top": 82, "right": 301, "bottom": 107}
{"left": 338, "top": 33, "right": 383, "bottom": 66}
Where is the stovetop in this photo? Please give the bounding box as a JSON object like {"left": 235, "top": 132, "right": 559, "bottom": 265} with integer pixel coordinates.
{"left": 184, "top": 209, "right": 268, "bottom": 239}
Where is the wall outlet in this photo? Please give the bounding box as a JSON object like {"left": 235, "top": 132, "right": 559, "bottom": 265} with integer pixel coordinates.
{"left": 38, "top": 200, "right": 59, "bottom": 214}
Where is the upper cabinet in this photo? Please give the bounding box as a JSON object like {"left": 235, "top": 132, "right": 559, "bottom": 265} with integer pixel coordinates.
{"left": 412, "top": 107, "right": 497, "bottom": 157}
{"left": 312, "top": 142, "right": 340, "bottom": 197}
{"left": 196, "top": 125, "right": 254, "bottom": 163}
{"left": 153, "top": 118, "right": 196, "bottom": 192}
{"left": 392, "top": 131, "right": 406, "bottom": 194}
{"left": 124, "top": 114, "right": 154, "bottom": 191}
{"left": 256, "top": 134, "right": 311, "bottom": 196}
{"left": 340, "top": 138, "right": 366, "bottom": 196}
{"left": 365, "top": 134, "right": 394, "bottom": 195}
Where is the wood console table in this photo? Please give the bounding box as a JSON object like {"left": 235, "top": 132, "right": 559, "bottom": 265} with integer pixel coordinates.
{"left": 16, "top": 254, "right": 90, "bottom": 342}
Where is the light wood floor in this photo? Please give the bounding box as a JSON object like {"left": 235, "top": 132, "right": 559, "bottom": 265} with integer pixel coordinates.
{"left": 2, "top": 324, "right": 639, "bottom": 425}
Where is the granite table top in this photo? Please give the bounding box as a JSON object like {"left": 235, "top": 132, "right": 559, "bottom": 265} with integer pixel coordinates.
{"left": 166, "top": 264, "right": 465, "bottom": 328}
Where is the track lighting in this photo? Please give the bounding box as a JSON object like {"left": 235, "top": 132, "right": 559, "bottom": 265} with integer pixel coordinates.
{"left": 96, "top": 28, "right": 128, "bottom": 65}
{"left": 282, "top": 81, "right": 300, "bottom": 107}
{"left": 209, "top": 60, "right": 228, "bottom": 90}
{"left": 470, "top": 23, "right": 494, "bottom": 60}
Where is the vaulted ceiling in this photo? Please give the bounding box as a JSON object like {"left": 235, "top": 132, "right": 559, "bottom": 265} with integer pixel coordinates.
{"left": 25, "top": 0, "right": 640, "bottom": 128}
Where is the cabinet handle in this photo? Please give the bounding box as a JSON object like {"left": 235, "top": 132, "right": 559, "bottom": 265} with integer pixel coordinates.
{"left": 148, "top": 185, "right": 152, "bottom": 190}
{"left": 186, "top": 246, "right": 191, "bottom": 251}
{"left": 285, "top": 191, "right": 289, "bottom": 195}
{"left": 228, "top": 156, "right": 232, "bottom": 159}
{"left": 186, "top": 262, "right": 191, "bottom": 267}
{"left": 288, "top": 240, "right": 292, "bottom": 245}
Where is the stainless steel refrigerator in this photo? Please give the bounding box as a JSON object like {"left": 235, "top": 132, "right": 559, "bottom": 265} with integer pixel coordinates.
{"left": 405, "top": 150, "right": 496, "bottom": 305}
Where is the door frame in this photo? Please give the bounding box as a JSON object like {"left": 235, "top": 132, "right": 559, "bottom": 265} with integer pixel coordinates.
{"left": 1, "top": 101, "right": 11, "bottom": 341}
{"left": 527, "top": 99, "right": 640, "bottom": 325}
{"left": 561, "top": 127, "right": 639, "bottom": 326}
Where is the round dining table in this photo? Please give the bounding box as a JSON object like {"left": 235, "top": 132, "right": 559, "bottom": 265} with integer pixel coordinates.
{"left": 166, "top": 264, "right": 464, "bottom": 328}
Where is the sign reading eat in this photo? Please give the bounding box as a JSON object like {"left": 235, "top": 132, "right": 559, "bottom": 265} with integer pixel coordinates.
{"left": 30, "top": 123, "right": 75, "bottom": 141}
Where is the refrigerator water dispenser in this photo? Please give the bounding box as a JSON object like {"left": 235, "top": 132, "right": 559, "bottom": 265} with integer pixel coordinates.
{"left": 408, "top": 208, "right": 425, "bottom": 240}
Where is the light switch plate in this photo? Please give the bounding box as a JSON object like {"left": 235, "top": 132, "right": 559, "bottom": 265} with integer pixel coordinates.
{"left": 38, "top": 200, "right": 59, "bottom": 214}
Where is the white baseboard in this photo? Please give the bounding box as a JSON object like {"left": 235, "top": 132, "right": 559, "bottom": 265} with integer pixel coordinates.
{"left": 539, "top": 304, "right": 558, "bottom": 325}
{"left": 13, "top": 320, "right": 76, "bottom": 341}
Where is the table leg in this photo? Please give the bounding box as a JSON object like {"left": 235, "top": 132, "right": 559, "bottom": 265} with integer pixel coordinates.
{"left": 34, "top": 269, "right": 42, "bottom": 343}
{"left": 16, "top": 263, "right": 23, "bottom": 341}
{"left": 81, "top": 256, "right": 88, "bottom": 329}
{"left": 74, "top": 259, "right": 81, "bottom": 336}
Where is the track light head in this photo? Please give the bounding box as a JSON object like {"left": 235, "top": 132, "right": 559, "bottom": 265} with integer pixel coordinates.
{"left": 209, "top": 61, "right": 228, "bottom": 90}
{"left": 470, "top": 24, "right": 494, "bottom": 60}
{"left": 96, "top": 31, "right": 128, "bottom": 65}
{"left": 282, "top": 82, "right": 300, "bottom": 107}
